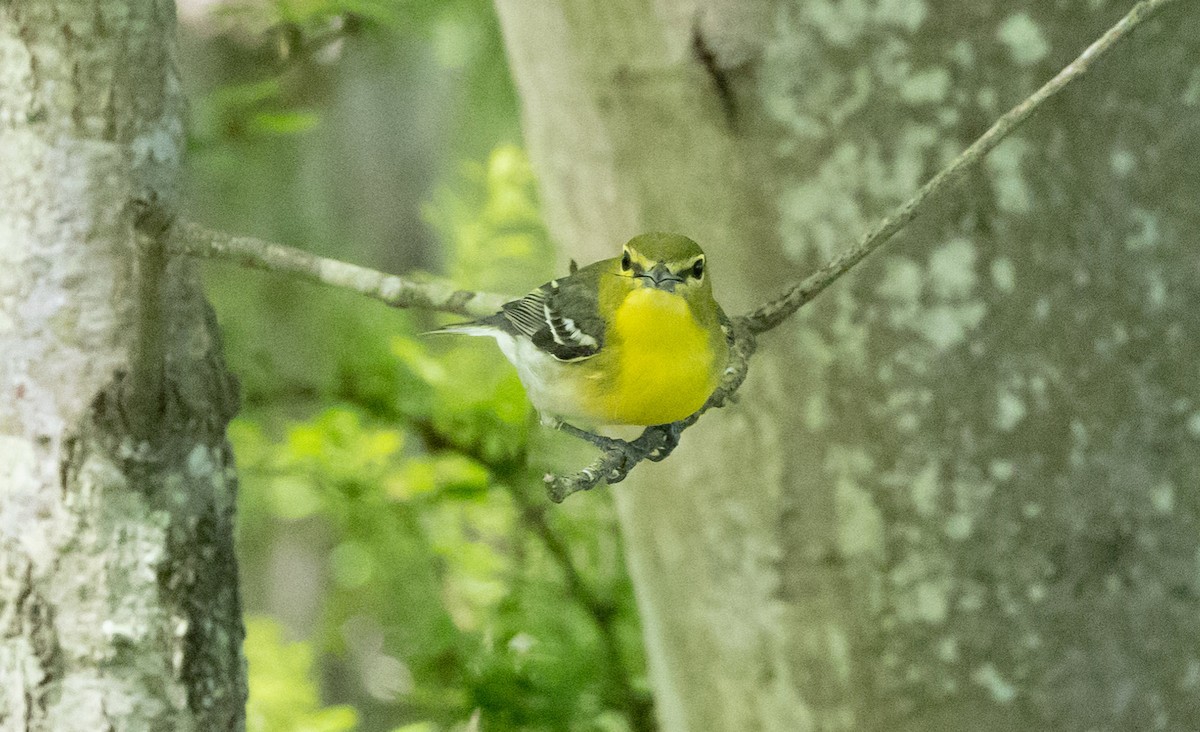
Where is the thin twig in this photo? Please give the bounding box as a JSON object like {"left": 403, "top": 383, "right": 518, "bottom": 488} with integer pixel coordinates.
{"left": 546, "top": 0, "right": 1182, "bottom": 499}
{"left": 741, "top": 0, "right": 1180, "bottom": 333}
{"left": 413, "top": 418, "right": 654, "bottom": 729}
{"left": 168, "top": 220, "right": 507, "bottom": 318}
{"left": 503, "top": 485, "right": 653, "bottom": 729}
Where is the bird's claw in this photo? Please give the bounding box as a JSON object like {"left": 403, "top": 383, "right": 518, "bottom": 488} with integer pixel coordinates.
{"left": 645, "top": 423, "right": 683, "bottom": 462}
{"left": 588, "top": 435, "right": 639, "bottom": 484}
{"left": 553, "top": 420, "right": 683, "bottom": 485}
{"left": 554, "top": 421, "right": 636, "bottom": 465}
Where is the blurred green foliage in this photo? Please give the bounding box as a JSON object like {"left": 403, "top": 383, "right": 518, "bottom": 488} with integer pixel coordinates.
{"left": 425, "top": 144, "right": 550, "bottom": 293}
{"left": 182, "top": 2, "right": 652, "bottom": 729}
{"left": 246, "top": 617, "right": 359, "bottom": 732}
{"left": 227, "top": 150, "right": 650, "bottom": 728}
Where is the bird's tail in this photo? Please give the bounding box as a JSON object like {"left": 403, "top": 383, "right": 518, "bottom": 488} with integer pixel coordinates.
{"left": 423, "top": 318, "right": 502, "bottom": 338}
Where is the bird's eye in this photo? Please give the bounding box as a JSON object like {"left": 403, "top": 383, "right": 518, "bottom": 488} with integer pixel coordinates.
{"left": 691, "top": 259, "right": 705, "bottom": 278}
{"left": 621, "top": 251, "right": 632, "bottom": 271}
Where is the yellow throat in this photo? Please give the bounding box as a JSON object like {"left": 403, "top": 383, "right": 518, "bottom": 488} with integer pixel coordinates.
{"left": 599, "top": 287, "right": 719, "bottom": 425}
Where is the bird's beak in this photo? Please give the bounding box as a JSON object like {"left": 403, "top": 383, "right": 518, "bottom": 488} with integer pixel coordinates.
{"left": 641, "top": 262, "right": 684, "bottom": 292}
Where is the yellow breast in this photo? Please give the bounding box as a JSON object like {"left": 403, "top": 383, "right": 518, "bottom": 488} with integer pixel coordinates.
{"left": 593, "top": 288, "right": 719, "bottom": 425}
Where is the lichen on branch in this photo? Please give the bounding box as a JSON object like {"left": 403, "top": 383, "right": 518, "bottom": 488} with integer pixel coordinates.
{"left": 168, "top": 220, "right": 508, "bottom": 318}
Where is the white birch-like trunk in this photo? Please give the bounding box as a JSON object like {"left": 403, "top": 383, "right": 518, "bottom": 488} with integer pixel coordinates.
{"left": 495, "top": 0, "right": 1200, "bottom": 729}
{"left": 0, "top": 2, "right": 245, "bottom": 729}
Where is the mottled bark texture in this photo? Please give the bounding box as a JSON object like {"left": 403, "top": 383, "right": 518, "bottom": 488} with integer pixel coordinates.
{"left": 0, "top": 2, "right": 245, "bottom": 730}
{"left": 495, "top": 0, "right": 1200, "bottom": 730}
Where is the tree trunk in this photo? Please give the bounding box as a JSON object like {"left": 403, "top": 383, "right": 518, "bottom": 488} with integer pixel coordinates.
{"left": 0, "top": 1, "right": 245, "bottom": 729}
{"left": 495, "top": 0, "right": 1200, "bottom": 729}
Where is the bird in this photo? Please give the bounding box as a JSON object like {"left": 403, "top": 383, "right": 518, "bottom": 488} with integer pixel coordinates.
{"left": 430, "top": 232, "right": 732, "bottom": 453}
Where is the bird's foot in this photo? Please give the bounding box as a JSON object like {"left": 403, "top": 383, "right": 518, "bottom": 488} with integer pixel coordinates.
{"left": 551, "top": 420, "right": 642, "bottom": 483}
{"left": 645, "top": 422, "right": 684, "bottom": 462}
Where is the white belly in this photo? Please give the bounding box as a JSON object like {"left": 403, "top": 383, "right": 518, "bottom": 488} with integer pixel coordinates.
{"left": 494, "top": 333, "right": 599, "bottom": 423}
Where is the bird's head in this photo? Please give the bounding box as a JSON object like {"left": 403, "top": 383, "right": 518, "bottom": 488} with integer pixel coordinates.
{"left": 618, "top": 233, "right": 710, "bottom": 297}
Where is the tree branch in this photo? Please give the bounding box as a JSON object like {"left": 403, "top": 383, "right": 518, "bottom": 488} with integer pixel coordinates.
{"left": 124, "top": 197, "right": 173, "bottom": 441}
{"left": 170, "top": 0, "right": 1181, "bottom": 501}
{"left": 167, "top": 220, "right": 507, "bottom": 318}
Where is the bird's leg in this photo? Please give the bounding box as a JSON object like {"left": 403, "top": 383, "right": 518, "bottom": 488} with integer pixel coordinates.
{"left": 550, "top": 419, "right": 646, "bottom": 475}
{"left": 645, "top": 422, "right": 685, "bottom": 462}
{"left": 549, "top": 418, "right": 629, "bottom": 453}
{"left": 548, "top": 420, "right": 646, "bottom": 486}
{"left": 545, "top": 418, "right": 684, "bottom": 485}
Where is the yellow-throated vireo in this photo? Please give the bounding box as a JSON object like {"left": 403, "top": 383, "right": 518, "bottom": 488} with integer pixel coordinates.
{"left": 435, "top": 233, "right": 731, "bottom": 434}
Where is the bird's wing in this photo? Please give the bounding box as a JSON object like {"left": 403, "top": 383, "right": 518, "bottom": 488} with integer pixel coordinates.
{"left": 494, "top": 270, "right": 606, "bottom": 362}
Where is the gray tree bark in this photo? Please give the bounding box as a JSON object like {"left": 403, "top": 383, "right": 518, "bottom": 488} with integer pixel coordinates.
{"left": 495, "top": 0, "right": 1200, "bottom": 730}
{"left": 0, "top": 1, "right": 245, "bottom": 729}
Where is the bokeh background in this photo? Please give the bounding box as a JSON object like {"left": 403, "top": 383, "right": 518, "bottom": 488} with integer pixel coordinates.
{"left": 178, "top": 2, "right": 650, "bottom": 730}
{"left": 170, "top": 1, "right": 1200, "bottom": 730}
